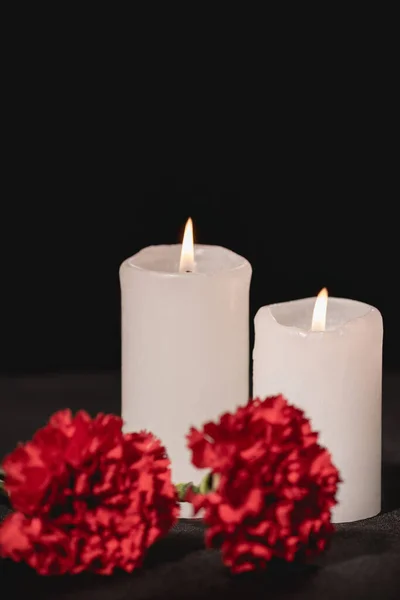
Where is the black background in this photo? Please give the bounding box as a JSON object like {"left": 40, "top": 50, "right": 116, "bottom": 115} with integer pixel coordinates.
{"left": 1, "top": 19, "right": 400, "bottom": 600}
{"left": 3, "top": 173, "right": 397, "bottom": 374}
{"left": 2, "top": 28, "right": 397, "bottom": 376}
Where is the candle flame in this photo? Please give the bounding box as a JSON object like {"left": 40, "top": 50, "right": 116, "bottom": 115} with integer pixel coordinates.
{"left": 311, "top": 287, "right": 328, "bottom": 331}
{"left": 179, "top": 218, "right": 195, "bottom": 272}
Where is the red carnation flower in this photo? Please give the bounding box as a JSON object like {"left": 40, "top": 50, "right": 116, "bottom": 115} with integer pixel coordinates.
{"left": 0, "top": 410, "right": 179, "bottom": 574}
{"left": 186, "top": 395, "right": 340, "bottom": 574}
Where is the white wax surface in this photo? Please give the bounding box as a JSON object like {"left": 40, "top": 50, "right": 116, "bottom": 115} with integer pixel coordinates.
{"left": 253, "top": 297, "right": 383, "bottom": 523}
{"left": 120, "top": 244, "right": 252, "bottom": 517}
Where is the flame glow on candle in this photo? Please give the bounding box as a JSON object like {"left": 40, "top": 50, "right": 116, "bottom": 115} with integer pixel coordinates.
{"left": 311, "top": 287, "right": 328, "bottom": 331}
{"left": 179, "top": 217, "right": 195, "bottom": 273}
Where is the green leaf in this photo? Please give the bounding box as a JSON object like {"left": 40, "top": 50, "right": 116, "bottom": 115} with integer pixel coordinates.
{"left": 176, "top": 482, "right": 194, "bottom": 502}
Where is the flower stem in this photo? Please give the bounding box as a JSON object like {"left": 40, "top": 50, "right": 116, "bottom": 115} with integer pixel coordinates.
{"left": 176, "top": 482, "right": 197, "bottom": 502}
{"left": 176, "top": 471, "right": 217, "bottom": 502}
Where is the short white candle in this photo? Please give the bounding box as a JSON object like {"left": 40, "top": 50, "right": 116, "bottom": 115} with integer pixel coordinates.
{"left": 120, "top": 220, "right": 252, "bottom": 514}
{"left": 252, "top": 291, "right": 383, "bottom": 523}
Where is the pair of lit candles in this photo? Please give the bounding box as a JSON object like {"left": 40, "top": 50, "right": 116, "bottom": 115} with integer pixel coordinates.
{"left": 120, "top": 219, "right": 383, "bottom": 523}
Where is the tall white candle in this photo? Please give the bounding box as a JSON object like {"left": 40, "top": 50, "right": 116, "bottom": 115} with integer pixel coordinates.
{"left": 253, "top": 292, "right": 383, "bottom": 523}
{"left": 120, "top": 224, "right": 251, "bottom": 515}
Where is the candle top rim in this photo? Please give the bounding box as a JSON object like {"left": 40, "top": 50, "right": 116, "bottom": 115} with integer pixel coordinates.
{"left": 256, "top": 296, "right": 381, "bottom": 333}
{"left": 122, "top": 244, "right": 251, "bottom": 276}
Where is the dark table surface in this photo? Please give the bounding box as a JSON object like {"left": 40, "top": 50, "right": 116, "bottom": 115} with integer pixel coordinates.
{"left": 0, "top": 372, "right": 399, "bottom": 599}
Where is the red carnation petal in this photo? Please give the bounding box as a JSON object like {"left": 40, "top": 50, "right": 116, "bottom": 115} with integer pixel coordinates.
{"left": 186, "top": 394, "right": 340, "bottom": 573}
{"left": 0, "top": 513, "right": 74, "bottom": 575}
{"left": 0, "top": 410, "right": 179, "bottom": 574}
{"left": 48, "top": 409, "right": 74, "bottom": 430}
{"left": 219, "top": 487, "right": 263, "bottom": 524}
